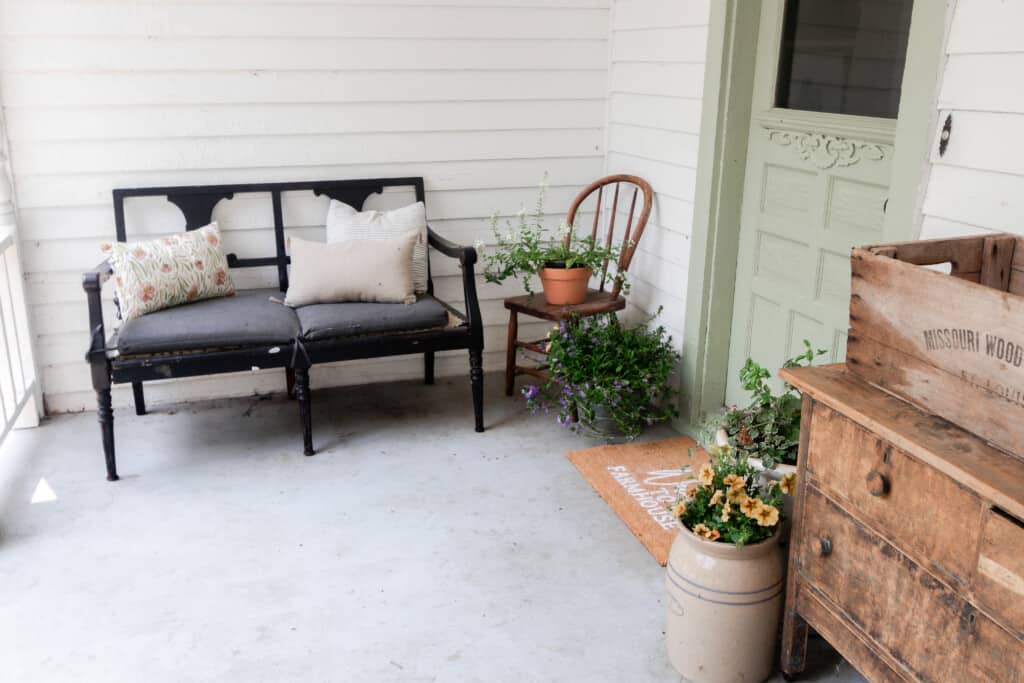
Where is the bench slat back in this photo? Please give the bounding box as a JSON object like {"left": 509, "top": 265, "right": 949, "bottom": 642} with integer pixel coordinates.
{"left": 112, "top": 177, "right": 428, "bottom": 292}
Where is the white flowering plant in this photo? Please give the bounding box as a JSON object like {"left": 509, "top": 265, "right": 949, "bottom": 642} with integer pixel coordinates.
{"left": 479, "top": 176, "right": 625, "bottom": 294}
{"left": 714, "top": 340, "right": 827, "bottom": 469}
{"left": 671, "top": 444, "right": 796, "bottom": 546}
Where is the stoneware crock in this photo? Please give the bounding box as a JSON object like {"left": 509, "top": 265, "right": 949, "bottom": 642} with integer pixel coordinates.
{"left": 665, "top": 526, "right": 784, "bottom": 683}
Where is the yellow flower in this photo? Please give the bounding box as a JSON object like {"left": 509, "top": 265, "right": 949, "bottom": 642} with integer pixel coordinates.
{"left": 708, "top": 489, "right": 724, "bottom": 507}
{"left": 720, "top": 502, "right": 732, "bottom": 522}
{"left": 754, "top": 504, "right": 780, "bottom": 528}
{"left": 780, "top": 472, "right": 797, "bottom": 496}
{"left": 692, "top": 523, "right": 721, "bottom": 542}
{"left": 698, "top": 463, "right": 715, "bottom": 489}
{"left": 671, "top": 501, "right": 686, "bottom": 518}
{"left": 723, "top": 474, "right": 746, "bottom": 491}
{"left": 707, "top": 444, "right": 732, "bottom": 458}
{"left": 684, "top": 483, "right": 699, "bottom": 500}
{"left": 740, "top": 496, "right": 763, "bottom": 518}
{"left": 727, "top": 487, "right": 748, "bottom": 504}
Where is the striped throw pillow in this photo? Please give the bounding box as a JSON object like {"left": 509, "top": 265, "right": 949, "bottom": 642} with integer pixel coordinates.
{"left": 325, "top": 200, "right": 428, "bottom": 294}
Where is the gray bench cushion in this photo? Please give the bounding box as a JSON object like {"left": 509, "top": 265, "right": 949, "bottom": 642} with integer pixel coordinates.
{"left": 114, "top": 289, "right": 300, "bottom": 355}
{"left": 297, "top": 295, "right": 450, "bottom": 341}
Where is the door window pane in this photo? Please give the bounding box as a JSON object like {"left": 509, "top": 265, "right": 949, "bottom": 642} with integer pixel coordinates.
{"left": 776, "top": 0, "right": 913, "bottom": 118}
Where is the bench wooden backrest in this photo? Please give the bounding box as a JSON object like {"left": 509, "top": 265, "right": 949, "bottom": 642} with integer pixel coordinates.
{"left": 112, "top": 177, "right": 428, "bottom": 292}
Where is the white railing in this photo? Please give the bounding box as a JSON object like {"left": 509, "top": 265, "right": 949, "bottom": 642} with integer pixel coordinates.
{"left": 0, "top": 228, "right": 37, "bottom": 444}
{"left": 0, "top": 229, "right": 38, "bottom": 444}
{"left": 0, "top": 133, "right": 40, "bottom": 446}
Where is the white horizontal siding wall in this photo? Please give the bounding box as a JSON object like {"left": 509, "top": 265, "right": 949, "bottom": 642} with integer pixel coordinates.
{"left": 0, "top": 0, "right": 611, "bottom": 413}
{"left": 604, "top": 0, "right": 709, "bottom": 350}
{"left": 920, "top": 0, "right": 1024, "bottom": 241}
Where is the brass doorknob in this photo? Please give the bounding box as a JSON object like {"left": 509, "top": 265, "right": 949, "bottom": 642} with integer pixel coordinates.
{"left": 814, "top": 536, "right": 832, "bottom": 557}
{"left": 866, "top": 470, "right": 890, "bottom": 497}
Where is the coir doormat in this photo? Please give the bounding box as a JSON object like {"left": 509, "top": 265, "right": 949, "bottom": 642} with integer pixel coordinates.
{"left": 567, "top": 437, "right": 708, "bottom": 565}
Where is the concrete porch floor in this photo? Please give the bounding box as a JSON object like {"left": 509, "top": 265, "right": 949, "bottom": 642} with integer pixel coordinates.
{"left": 0, "top": 373, "right": 863, "bottom": 682}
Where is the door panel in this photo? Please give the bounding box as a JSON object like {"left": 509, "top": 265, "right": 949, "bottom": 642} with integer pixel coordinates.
{"left": 725, "top": 0, "right": 908, "bottom": 405}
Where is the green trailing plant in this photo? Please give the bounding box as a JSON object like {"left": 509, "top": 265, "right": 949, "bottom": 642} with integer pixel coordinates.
{"left": 521, "top": 311, "right": 680, "bottom": 440}
{"left": 710, "top": 341, "right": 827, "bottom": 469}
{"left": 671, "top": 444, "right": 797, "bottom": 546}
{"left": 479, "top": 175, "right": 626, "bottom": 294}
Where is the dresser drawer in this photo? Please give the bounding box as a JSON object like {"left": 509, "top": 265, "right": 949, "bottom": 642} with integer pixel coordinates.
{"left": 806, "top": 403, "right": 984, "bottom": 586}
{"left": 798, "top": 486, "right": 1020, "bottom": 682}
{"left": 963, "top": 612, "right": 1024, "bottom": 683}
{"left": 972, "top": 507, "right": 1024, "bottom": 638}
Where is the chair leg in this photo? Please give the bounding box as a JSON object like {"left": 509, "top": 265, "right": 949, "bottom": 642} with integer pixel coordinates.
{"left": 424, "top": 351, "right": 435, "bottom": 385}
{"left": 294, "top": 367, "right": 314, "bottom": 456}
{"left": 97, "top": 388, "right": 118, "bottom": 481}
{"left": 505, "top": 310, "right": 518, "bottom": 396}
{"left": 131, "top": 381, "right": 146, "bottom": 416}
{"left": 470, "top": 347, "right": 484, "bottom": 433}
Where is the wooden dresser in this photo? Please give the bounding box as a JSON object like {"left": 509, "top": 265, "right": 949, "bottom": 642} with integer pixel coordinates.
{"left": 779, "top": 364, "right": 1024, "bottom": 682}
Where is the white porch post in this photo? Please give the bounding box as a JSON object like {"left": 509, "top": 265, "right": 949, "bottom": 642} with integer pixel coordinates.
{"left": 0, "top": 108, "right": 42, "bottom": 433}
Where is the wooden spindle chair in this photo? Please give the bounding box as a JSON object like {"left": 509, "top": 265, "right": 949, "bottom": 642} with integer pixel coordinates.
{"left": 503, "top": 174, "right": 653, "bottom": 395}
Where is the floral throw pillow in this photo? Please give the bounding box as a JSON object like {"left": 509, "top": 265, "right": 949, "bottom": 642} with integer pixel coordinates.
{"left": 102, "top": 222, "right": 236, "bottom": 320}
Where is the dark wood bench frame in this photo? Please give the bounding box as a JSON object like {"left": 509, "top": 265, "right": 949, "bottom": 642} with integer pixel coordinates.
{"left": 83, "top": 177, "right": 484, "bottom": 481}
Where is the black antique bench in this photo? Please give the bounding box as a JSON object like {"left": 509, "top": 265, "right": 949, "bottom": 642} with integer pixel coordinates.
{"left": 83, "top": 177, "right": 484, "bottom": 481}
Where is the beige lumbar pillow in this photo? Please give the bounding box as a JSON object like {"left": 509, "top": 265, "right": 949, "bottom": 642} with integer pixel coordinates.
{"left": 102, "top": 222, "right": 236, "bottom": 320}
{"left": 284, "top": 231, "right": 418, "bottom": 306}
{"left": 325, "top": 200, "right": 428, "bottom": 294}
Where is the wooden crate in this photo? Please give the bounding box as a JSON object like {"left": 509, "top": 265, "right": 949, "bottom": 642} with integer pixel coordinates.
{"left": 846, "top": 233, "right": 1024, "bottom": 458}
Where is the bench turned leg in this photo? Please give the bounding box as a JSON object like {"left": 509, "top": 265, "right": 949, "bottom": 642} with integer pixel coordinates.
{"left": 424, "top": 351, "right": 435, "bottom": 385}
{"left": 470, "top": 347, "right": 484, "bottom": 433}
{"left": 294, "top": 367, "right": 314, "bottom": 456}
{"left": 504, "top": 310, "right": 517, "bottom": 396}
{"left": 97, "top": 388, "right": 118, "bottom": 481}
{"left": 131, "top": 382, "right": 146, "bottom": 416}
{"left": 285, "top": 368, "right": 296, "bottom": 399}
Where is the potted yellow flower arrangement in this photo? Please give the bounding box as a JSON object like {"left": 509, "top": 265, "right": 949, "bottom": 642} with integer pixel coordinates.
{"left": 664, "top": 444, "right": 797, "bottom": 683}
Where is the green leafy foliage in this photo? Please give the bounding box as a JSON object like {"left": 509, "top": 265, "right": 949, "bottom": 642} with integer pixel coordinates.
{"left": 716, "top": 341, "right": 827, "bottom": 469}
{"left": 480, "top": 176, "right": 626, "bottom": 294}
{"left": 522, "top": 312, "right": 680, "bottom": 440}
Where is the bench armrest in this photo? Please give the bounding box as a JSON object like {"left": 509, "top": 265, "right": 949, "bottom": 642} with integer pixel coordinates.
{"left": 428, "top": 226, "right": 477, "bottom": 265}
{"left": 427, "top": 226, "right": 483, "bottom": 346}
{"left": 82, "top": 260, "right": 113, "bottom": 366}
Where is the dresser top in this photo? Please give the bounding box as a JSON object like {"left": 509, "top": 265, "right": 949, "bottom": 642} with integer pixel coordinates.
{"left": 781, "top": 364, "right": 1024, "bottom": 520}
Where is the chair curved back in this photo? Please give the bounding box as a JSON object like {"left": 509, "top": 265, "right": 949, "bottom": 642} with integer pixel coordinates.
{"left": 564, "top": 174, "right": 653, "bottom": 299}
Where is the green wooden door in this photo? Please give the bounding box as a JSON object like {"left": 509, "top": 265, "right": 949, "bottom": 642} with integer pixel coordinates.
{"left": 725, "top": 0, "right": 918, "bottom": 405}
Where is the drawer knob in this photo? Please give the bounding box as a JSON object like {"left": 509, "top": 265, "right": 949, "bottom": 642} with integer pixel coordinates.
{"left": 866, "top": 470, "right": 890, "bottom": 497}
{"left": 814, "top": 536, "right": 833, "bottom": 557}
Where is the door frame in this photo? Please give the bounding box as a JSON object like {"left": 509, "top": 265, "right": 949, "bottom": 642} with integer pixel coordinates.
{"left": 679, "top": 0, "right": 953, "bottom": 429}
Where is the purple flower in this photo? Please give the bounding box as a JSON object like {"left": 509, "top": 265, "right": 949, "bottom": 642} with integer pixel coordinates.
{"left": 522, "top": 385, "right": 540, "bottom": 400}
{"left": 557, "top": 414, "right": 572, "bottom": 427}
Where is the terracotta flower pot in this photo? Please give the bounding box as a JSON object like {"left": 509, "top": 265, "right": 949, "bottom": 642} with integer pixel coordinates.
{"left": 539, "top": 266, "right": 590, "bottom": 305}
{"left": 665, "top": 527, "right": 784, "bottom": 683}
